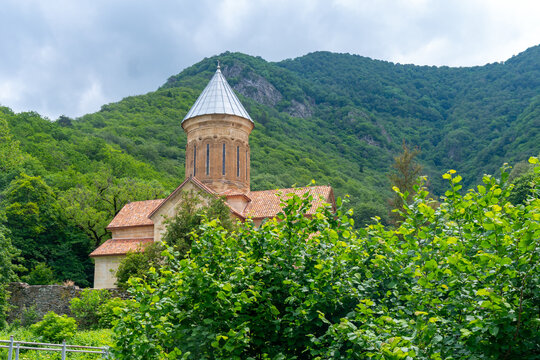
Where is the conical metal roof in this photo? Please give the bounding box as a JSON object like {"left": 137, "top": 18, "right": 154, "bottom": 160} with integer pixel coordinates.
{"left": 182, "top": 67, "right": 253, "bottom": 123}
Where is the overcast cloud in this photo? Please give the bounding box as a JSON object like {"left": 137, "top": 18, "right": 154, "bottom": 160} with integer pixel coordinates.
{"left": 1, "top": 0, "right": 539, "bottom": 120}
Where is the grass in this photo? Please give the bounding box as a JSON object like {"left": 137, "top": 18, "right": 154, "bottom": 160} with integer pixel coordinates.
{"left": 0, "top": 326, "right": 113, "bottom": 359}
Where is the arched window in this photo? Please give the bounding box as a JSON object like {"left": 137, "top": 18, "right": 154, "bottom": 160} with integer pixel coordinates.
{"left": 206, "top": 143, "right": 210, "bottom": 176}
{"left": 237, "top": 146, "right": 240, "bottom": 177}
{"left": 193, "top": 145, "right": 197, "bottom": 176}
{"left": 222, "top": 143, "right": 226, "bottom": 175}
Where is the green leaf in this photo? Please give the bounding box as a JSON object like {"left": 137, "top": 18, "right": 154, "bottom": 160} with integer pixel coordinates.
{"left": 476, "top": 288, "right": 490, "bottom": 296}
{"left": 452, "top": 175, "right": 462, "bottom": 184}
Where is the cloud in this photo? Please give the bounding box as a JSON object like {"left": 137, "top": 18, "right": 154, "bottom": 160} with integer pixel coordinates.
{"left": 0, "top": 0, "right": 539, "bottom": 119}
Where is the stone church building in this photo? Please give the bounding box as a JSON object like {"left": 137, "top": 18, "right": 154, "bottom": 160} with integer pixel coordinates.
{"left": 90, "top": 65, "right": 335, "bottom": 289}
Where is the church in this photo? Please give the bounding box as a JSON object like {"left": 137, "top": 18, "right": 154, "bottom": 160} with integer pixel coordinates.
{"left": 90, "top": 65, "right": 335, "bottom": 289}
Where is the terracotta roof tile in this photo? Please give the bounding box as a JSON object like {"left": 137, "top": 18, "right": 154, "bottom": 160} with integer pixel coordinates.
{"left": 243, "top": 186, "right": 334, "bottom": 219}
{"left": 219, "top": 189, "right": 248, "bottom": 197}
{"left": 105, "top": 181, "right": 334, "bottom": 233}
{"left": 107, "top": 199, "right": 164, "bottom": 229}
{"left": 89, "top": 238, "right": 153, "bottom": 257}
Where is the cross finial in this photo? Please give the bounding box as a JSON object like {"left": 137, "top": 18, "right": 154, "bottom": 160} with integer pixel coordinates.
{"left": 217, "top": 60, "right": 221, "bottom": 69}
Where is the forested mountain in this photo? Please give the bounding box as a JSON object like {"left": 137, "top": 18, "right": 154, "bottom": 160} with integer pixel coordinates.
{"left": 1, "top": 45, "right": 539, "bottom": 286}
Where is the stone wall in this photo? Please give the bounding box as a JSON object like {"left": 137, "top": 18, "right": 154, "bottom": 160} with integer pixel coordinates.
{"left": 7, "top": 282, "right": 128, "bottom": 324}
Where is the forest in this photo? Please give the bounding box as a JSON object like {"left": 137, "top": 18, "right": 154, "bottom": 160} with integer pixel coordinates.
{"left": 0, "top": 44, "right": 539, "bottom": 288}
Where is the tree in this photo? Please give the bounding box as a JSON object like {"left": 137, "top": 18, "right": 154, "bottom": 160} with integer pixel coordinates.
{"left": 2, "top": 173, "right": 93, "bottom": 286}
{"left": 22, "top": 263, "right": 57, "bottom": 285}
{"left": 0, "top": 117, "right": 25, "bottom": 174}
{"left": 115, "top": 191, "right": 234, "bottom": 289}
{"left": 388, "top": 142, "right": 423, "bottom": 225}
{"left": 59, "top": 173, "right": 166, "bottom": 247}
{"left": 162, "top": 190, "right": 235, "bottom": 256}
{"left": 507, "top": 159, "right": 538, "bottom": 205}
{"left": 112, "top": 160, "right": 539, "bottom": 359}
{"left": 56, "top": 115, "right": 73, "bottom": 127}
{"left": 0, "top": 116, "right": 30, "bottom": 192}
{"left": 0, "top": 224, "right": 19, "bottom": 328}
{"left": 112, "top": 190, "right": 353, "bottom": 359}
{"left": 115, "top": 242, "right": 164, "bottom": 290}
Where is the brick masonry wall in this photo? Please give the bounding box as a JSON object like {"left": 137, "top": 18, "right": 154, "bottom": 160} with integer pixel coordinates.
{"left": 7, "top": 282, "right": 128, "bottom": 324}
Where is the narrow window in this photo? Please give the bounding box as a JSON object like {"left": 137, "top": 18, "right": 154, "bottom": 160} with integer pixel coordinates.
{"left": 193, "top": 145, "right": 197, "bottom": 176}
{"left": 206, "top": 143, "right": 210, "bottom": 175}
{"left": 245, "top": 150, "right": 248, "bottom": 180}
{"left": 237, "top": 146, "right": 240, "bottom": 177}
{"left": 222, "top": 143, "right": 226, "bottom": 175}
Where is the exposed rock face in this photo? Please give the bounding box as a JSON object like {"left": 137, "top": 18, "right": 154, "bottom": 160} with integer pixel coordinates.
{"left": 223, "top": 64, "right": 283, "bottom": 107}
{"left": 361, "top": 134, "right": 379, "bottom": 146}
{"left": 223, "top": 62, "right": 314, "bottom": 119}
{"left": 7, "top": 282, "right": 128, "bottom": 324}
{"left": 288, "top": 99, "right": 313, "bottom": 119}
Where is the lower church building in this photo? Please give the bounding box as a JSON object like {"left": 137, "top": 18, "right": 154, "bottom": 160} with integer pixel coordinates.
{"left": 90, "top": 65, "right": 335, "bottom": 289}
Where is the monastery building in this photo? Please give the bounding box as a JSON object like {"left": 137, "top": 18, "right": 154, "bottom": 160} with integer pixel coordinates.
{"left": 90, "top": 65, "right": 335, "bottom": 288}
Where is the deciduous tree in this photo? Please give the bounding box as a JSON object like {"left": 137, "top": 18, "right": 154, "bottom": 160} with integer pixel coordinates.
{"left": 113, "top": 160, "right": 539, "bottom": 359}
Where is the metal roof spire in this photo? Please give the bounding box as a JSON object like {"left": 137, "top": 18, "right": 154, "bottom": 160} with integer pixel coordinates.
{"left": 182, "top": 63, "right": 252, "bottom": 123}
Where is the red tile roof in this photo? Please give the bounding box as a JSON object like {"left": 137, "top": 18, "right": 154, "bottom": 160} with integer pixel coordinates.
{"left": 244, "top": 186, "right": 334, "bottom": 219}
{"left": 89, "top": 238, "right": 153, "bottom": 257}
{"left": 101, "top": 180, "right": 334, "bottom": 257}
{"left": 220, "top": 189, "right": 248, "bottom": 197}
{"left": 107, "top": 199, "right": 164, "bottom": 229}
{"left": 106, "top": 184, "right": 334, "bottom": 232}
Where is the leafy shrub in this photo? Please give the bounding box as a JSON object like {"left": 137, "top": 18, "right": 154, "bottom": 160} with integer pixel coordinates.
{"left": 162, "top": 190, "right": 235, "bottom": 255}
{"left": 112, "top": 189, "right": 360, "bottom": 359}
{"left": 22, "top": 263, "right": 56, "bottom": 285}
{"left": 98, "top": 297, "right": 132, "bottom": 328}
{"left": 21, "top": 305, "right": 40, "bottom": 327}
{"left": 112, "top": 159, "right": 540, "bottom": 359}
{"left": 70, "top": 289, "right": 110, "bottom": 329}
{"left": 115, "top": 192, "right": 236, "bottom": 290}
{"left": 31, "top": 311, "right": 77, "bottom": 343}
{"left": 0, "top": 326, "right": 113, "bottom": 359}
{"left": 115, "top": 242, "right": 164, "bottom": 290}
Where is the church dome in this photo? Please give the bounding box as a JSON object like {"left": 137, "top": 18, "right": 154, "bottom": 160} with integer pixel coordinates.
{"left": 182, "top": 66, "right": 253, "bottom": 123}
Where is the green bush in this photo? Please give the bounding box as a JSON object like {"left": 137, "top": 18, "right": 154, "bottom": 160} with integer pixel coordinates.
{"left": 21, "top": 305, "right": 40, "bottom": 327}
{"left": 115, "top": 242, "right": 164, "bottom": 290}
{"left": 70, "top": 289, "right": 110, "bottom": 329}
{"left": 98, "top": 297, "right": 132, "bottom": 328}
{"left": 22, "top": 263, "right": 56, "bottom": 285}
{"left": 0, "top": 326, "right": 113, "bottom": 359}
{"left": 112, "top": 159, "right": 540, "bottom": 359}
{"left": 31, "top": 311, "right": 77, "bottom": 343}
{"left": 115, "top": 191, "right": 235, "bottom": 290}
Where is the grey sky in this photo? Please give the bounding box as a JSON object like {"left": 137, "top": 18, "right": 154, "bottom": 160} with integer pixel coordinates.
{"left": 1, "top": 0, "right": 539, "bottom": 120}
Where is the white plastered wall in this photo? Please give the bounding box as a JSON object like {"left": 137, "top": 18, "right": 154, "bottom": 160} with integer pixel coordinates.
{"left": 93, "top": 255, "right": 124, "bottom": 289}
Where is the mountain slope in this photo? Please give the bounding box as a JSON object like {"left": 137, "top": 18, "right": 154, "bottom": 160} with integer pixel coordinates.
{"left": 5, "top": 46, "right": 540, "bottom": 228}
{"left": 76, "top": 46, "right": 539, "bottom": 221}
{"left": 2, "top": 46, "right": 539, "bottom": 284}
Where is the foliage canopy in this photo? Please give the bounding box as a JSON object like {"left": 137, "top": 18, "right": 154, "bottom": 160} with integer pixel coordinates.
{"left": 1, "top": 47, "right": 539, "bottom": 286}
{"left": 31, "top": 311, "right": 78, "bottom": 343}
{"left": 115, "top": 191, "right": 234, "bottom": 289}
{"left": 112, "top": 159, "right": 539, "bottom": 359}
